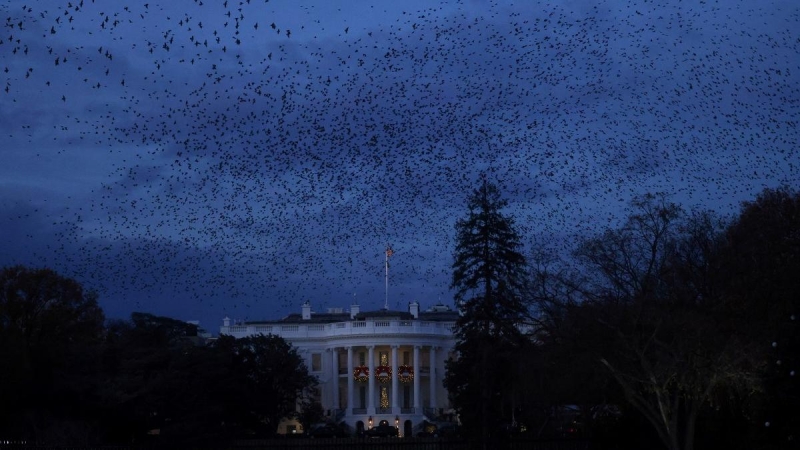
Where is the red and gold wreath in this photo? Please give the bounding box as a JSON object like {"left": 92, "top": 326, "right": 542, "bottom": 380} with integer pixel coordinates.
{"left": 398, "top": 364, "right": 414, "bottom": 383}
{"left": 375, "top": 365, "right": 392, "bottom": 383}
{"left": 353, "top": 366, "right": 369, "bottom": 383}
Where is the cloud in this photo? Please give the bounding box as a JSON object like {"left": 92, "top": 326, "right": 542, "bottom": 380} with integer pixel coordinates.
{"left": 1, "top": 0, "right": 798, "bottom": 332}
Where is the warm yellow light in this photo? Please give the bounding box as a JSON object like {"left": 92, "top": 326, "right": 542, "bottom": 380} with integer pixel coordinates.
{"left": 380, "top": 386, "right": 389, "bottom": 408}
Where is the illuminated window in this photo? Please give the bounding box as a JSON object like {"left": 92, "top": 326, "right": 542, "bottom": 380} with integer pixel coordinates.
{"left": 311, "top": 353, "right": 322, "bottom": 372}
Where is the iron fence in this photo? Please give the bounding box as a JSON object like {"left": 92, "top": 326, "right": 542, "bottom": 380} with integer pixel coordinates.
{"left": 0, "top": 437, "right": 591, "bottom": 450}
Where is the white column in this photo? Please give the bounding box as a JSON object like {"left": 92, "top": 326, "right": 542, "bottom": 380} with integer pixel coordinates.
{"left": 391, "top": 345, "right": 399, "bottom": 414}
{"left": 331, "top": 347, "right": 339, "bottom": 410}
{"left": 367, "top": 345, "right": 375, "bottom": 413}
{"left": 347, "top": 346, "right": 354, "bottom": 414}
{"left": 429, "top": 346, "right": 437, "bottom": 409}
{"left": 413, "top": 345, "right": 420, "bottom": 413}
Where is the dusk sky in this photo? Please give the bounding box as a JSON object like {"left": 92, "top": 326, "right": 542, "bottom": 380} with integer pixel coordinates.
{"left": 1, "top": 0, "right": 798, "bottom": 333}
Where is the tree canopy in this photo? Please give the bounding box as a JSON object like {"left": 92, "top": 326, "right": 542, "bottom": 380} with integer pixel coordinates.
{"left": 214, "top": 333, "right": 319, "bottom": 436}
{"left": 0, "top": 267, "right": 319, "bottom": 445}
{"left": 530, "top": 188, "right": 800, "bottom": 450}
{"left": 0, "top": 266, "right": 105, "bottom": 443}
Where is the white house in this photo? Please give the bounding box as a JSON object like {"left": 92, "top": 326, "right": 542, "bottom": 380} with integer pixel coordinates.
{"left": 219, "top": 301, "right": 458, "bottom": 436}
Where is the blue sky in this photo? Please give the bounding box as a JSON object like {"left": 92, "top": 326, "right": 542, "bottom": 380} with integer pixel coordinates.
{"left": 1, "top": 0, "right": 798, "bottom": 333}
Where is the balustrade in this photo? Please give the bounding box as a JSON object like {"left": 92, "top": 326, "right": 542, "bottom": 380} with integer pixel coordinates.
{"left": 221, "top": 319, "right": 455, "bottom": 339}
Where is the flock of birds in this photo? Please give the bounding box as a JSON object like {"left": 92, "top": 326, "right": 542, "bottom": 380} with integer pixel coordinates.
{"left": 1, "top": 0, "right": 798, "bottom": 326}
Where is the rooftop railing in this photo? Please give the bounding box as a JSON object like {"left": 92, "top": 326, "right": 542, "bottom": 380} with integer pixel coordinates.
{"left": 220, "top": 319, "right": 456, "bottom": 339}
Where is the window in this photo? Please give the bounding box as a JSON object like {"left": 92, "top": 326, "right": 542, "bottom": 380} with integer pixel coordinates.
{"left": 359, "top": 351, "right": 366, "bottom": 366}
{"left": 403, "top": 351, "right": 410, "bottom": 365}
{"left": 311, "top": 353, "right": 322, "bottom": 372}
{"left": 359, "top": 386, "right": 366, "bottom": 409}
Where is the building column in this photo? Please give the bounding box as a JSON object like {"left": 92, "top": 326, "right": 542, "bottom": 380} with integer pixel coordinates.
{"left": 429, "top": 346, "right": 437, "bottom": 409}
{"left": 367, "top": 345, "right": 375, "bottom": 413}
{"left": 413, "top": 345, "right": 420, "bottom": 414}
{"left": 391, "top": 345, "right": 399, "bottom": 414}
{"left": 347, "top": 346, "right": 354, "bottom": 414}
{"left": 331, "top": 347, "right": 339, "bottom": 410}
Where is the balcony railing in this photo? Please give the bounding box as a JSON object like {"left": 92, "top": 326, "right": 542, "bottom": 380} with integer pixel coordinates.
{"left": 221, "top": 319, "right": 455, "bottom": 339}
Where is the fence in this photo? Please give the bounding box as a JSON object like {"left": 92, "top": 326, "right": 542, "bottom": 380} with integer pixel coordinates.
{"left": 233, "top": 438, "right": 591, "bottom": 450}
{"left": 0, "top": 438, "right": 591, "bottom": 450}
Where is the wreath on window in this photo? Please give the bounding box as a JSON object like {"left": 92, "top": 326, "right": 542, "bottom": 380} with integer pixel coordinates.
{"left": 353, "top": 366, "right": 369, "bottom": 383}
{"left": 398, "top": 364, "right": 414, "bottom": 383}
{"left": 375, "top": 365, "right": 392, "bottom": 384}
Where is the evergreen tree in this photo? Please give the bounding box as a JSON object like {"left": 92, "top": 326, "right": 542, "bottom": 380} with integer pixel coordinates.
{"left": 445, "top": 179, "right": 528, "bottom": 446}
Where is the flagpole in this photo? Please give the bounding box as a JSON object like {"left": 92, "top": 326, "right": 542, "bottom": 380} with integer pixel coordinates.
{"left": 384, "top": 246, "right": 389, "bottom": 310}
{"left": 384, "top": 244, "right": 393, "bottom": 310}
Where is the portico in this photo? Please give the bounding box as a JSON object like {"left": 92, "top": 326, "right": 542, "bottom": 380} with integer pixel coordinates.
{"left": 330, "top": 343, "right": 441, "bottom": 416}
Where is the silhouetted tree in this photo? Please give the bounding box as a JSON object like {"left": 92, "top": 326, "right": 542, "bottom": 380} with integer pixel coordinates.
{"left": 0, "top": 266, "right": 105, "bottom": 444}
{"left": 99, "top": 313, "right": 222, "bottom": 444}
{"left": 214, "top": 333, "right": 319, "bottom": 436}
{"left": 718, "top": 187, "right": 800, "bottom": 447}
{"left": 569, "top": 194, "right": 762, "bottom": 450}
{"left": 445, "top": 179, "right": 528, "bottom": 446}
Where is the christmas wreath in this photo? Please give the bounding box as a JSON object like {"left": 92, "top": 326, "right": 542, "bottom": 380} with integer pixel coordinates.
{"left": 375, "top": 365, "right": 392, "bottom": 384}
{"left": 398, "top": 364, "right": 414, "bottom": 383}
{"left": 353, "top": 366, "right": 369, "bottom": 383}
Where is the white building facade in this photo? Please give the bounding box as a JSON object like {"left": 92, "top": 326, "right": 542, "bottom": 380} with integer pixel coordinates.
{"left": 219, "top": 301, "right": 457, "bottom": 436}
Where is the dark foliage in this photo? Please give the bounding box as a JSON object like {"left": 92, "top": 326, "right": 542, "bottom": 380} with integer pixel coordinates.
{"left": 530, "top": 188, "right": 800, "bottom": 450}
{"left": 0, "top": 267, "right": 319, "bottom": 446}
{"left": 213, "top": 334, "right": 319, "bottom": 436}
{"left": 717, "top": 187, "right": 800, "bottom": 447}
{"left": 0, "top": 266, "right": 105, "bottom": 444}
{"left": 445, "top": 179, "right": 528, "bottom": 446}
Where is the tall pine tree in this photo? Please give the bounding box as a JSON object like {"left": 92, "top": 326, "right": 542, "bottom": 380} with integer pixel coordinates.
{"left": 445, "top": 179, "right": 528, "bottom": 446}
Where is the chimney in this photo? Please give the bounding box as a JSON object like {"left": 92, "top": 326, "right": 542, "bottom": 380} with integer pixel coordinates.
{"left": 223, "top": 316, "right": 231, "bottom": 327}
{"left": 350, "top": 303, "right": 360, "bottom": 319}
{"left": 302, "top": 301, "right": 312, "bottom": 320}
{"left": 409, "top": 301, "right": 420, "bottom": 319}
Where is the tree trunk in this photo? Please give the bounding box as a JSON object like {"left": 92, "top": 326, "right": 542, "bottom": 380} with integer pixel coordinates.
{"left": 481, "top": 341, "right": 490, "bottom": 450}
{"left": 682, "top": 407, "right": 698, "bottom": 450}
